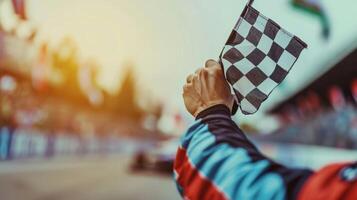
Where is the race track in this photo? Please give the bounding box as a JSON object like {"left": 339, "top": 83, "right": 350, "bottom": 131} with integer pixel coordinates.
{"left": 0, "top": 155, "right": 181, "bottom": 200}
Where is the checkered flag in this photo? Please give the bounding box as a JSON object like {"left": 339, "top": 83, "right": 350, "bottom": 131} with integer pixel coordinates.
{"left": 220, "top": 0, "right": 307, "bottom": 115}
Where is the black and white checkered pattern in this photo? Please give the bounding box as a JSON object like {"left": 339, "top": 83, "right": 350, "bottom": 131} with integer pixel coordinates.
{"left": 220, "top": 5, "right": 307, "bottom": 115}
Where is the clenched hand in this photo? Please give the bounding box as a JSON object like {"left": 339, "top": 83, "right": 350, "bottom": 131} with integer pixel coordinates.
{"left": 183, "top": 59, "right": 234, "bottom": 117}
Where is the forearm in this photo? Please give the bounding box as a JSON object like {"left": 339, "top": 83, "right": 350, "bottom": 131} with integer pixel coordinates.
{"left": 174, "top": 104, "right": 313, "bottom": 200}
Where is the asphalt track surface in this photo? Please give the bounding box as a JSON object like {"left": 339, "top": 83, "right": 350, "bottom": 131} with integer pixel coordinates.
{"left": 0, "top": 155, "right": 181, "bottom": 200}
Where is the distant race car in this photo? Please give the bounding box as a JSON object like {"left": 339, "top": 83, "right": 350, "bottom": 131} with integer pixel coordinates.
{"left": 130, "top": 139, "right": 179, "bottom": 173}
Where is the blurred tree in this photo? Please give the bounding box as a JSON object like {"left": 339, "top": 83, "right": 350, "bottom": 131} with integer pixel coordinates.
{"left": 51, "top": 37, "right": 85, "bottom": 103}
{"left": 113, "top": 65, "right": 142, "bottom": 121}
{"left": 79, "top": 59, "right": 104, "bottom": 107}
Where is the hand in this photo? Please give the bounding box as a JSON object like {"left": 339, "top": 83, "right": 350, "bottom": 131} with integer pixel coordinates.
{"left": 183, "top": 59, "right": 234, "bottom": 117}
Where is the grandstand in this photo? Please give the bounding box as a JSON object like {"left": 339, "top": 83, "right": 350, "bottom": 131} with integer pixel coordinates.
{"left": 262, "top": 49, "right": 357, "bottom": 149}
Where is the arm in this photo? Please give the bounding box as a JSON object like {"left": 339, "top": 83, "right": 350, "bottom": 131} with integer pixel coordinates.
{"left": 174, "top": 104, "right": 312, "bottom": 200}
{"left": 175, "top": 59, "right": 357, "bottom": 200}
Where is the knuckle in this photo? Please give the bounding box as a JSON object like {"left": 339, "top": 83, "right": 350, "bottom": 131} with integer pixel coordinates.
{"left": 183, "top": 83, "right": 193, "bottom": 91}
{"left": 192, "top": 74, "right": 200, "bottom": 82}
{"left": 186, "top": 73, "right": 193, "bottom": 79}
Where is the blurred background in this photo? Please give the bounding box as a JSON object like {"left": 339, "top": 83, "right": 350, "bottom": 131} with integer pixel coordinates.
{"left": 0, "top": 0, "right": 356, "bottom": 199}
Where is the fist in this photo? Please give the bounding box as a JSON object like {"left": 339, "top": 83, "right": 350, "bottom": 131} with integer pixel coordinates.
{"left": 183, "top": 60, "right": 234, "bottom": 117}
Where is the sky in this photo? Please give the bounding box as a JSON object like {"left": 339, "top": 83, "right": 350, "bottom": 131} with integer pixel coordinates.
{"left": 11, "top": 0, "right": 357, "bottom": 126}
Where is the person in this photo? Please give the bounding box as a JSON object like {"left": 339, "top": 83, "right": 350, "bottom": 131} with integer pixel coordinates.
{"left": 174, "top": 59, "right": 357, "bottom": 200}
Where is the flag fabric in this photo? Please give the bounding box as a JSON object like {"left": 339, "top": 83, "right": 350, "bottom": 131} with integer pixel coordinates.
{"left": 12, "top": 0, "right": 26, "bottom": 20}
{"left": 220, "top": 1, "right": 307, "bottom": 115}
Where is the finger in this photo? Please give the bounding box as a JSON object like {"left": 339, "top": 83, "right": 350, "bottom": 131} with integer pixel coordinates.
{"left": 192, "top": 74, "right": 202, "bottom": 94}
{"left": 182, "top": 83, "right": 200, "bottom": 103}
{"left": 186, "top": 74, "right": 194, "bottom": 83}
{"left": 183, "top": 82, "right": 192, "bottom": 92}
{"left": 195, "top": 68, "right": 202, "bottom": 74}
{"left": 199, "top": 69, "right": 209, "bottom": 98}
{"left": 205, "top": 59, "right": 219, "bottom": 68}
{"left": 182, "top": 84, "right": 189, "bottom": 95}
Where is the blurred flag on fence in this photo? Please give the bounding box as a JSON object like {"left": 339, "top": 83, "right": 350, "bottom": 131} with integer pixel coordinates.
{"left": 12, "top": 0, "right": 26, "bottom": 20}
{"left": 292, "top": 0, "right": 330, "bottom": 39}
{"left": 220, "top": 0, "right": 307, "bottom": 115}
{"left": 329, "top": 86, "right": 346, "bottom": 110}
{"left": 352, "top": 79, "right": 357, "bottom": 103}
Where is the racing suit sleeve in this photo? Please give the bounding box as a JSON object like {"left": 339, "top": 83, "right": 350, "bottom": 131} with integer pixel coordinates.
{"left": 173, "top": 104, "right": 357, "bottom": 200}
{"left": 297, "top": 162, "right": 357, "bottom": 200}
{"left": 173, "top": 104, "right": 313, "bottom": 200}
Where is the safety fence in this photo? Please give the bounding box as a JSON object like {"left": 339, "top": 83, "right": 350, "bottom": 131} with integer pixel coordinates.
{"left": 0, "top": 127, "right": 154, "bottom": 161}
{"left": 254, "top": 140, "right": 357, "bottom": 170}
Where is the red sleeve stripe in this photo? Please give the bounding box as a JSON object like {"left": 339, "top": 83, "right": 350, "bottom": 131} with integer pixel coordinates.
{"left": 298, "top": 163, "right": 357, "bottom": 200}
{"left": 174, "top": 147, "right": 228, "bottom": 200}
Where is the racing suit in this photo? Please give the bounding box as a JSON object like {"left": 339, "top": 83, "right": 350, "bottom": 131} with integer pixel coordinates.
{"left": 174, "top": 104, "right": 357, "bottom": 200}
